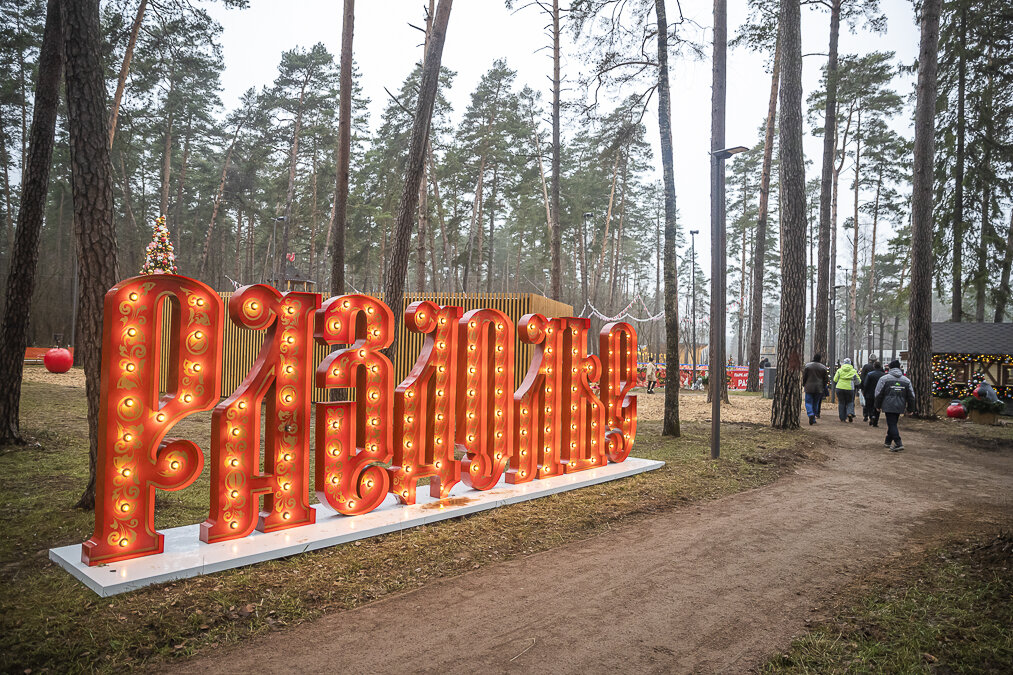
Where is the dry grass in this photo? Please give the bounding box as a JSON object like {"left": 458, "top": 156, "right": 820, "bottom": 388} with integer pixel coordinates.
{"left": 763, "top": 532, "right": 1013, "bottom": 673}
{"left": 1, "top": 375, "right": 816, "bottom": 672}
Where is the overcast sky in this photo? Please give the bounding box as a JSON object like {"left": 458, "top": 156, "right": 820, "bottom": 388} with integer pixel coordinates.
{"left": 203, "top": 0, "right": 921, "bottom": 279}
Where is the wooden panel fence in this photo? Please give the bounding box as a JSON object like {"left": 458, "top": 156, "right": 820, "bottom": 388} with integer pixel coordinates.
{"left": 160, "top": 291, "right": 573, "bottom": 403}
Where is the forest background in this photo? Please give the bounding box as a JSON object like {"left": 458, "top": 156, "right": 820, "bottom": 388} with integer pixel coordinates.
{"left": 0, "top": 0, "right": 1010, "bottom": 368}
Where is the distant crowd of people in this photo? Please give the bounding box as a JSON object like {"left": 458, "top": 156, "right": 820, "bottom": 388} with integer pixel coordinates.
{"left": 802, "top": 353, "right": 916, "bottom": 452}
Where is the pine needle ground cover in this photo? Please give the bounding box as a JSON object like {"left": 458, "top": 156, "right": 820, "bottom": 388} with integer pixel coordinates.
{"left": 763, "top": 533, "right": 1013, "bottom": 674}
{"left": 1, "top": 376, "right": 815, "bottom": 672}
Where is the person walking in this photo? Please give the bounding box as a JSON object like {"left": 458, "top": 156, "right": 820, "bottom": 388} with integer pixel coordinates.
{"left": 832, "top": 357, "right": 860, "bottom": 422}
{"left": 859, "top": 354, "right": 879, "bottom": 421}
{"left": 645, "top": 358, "right": 659, "bottom": 394}
{"left": 874, "top": 359, "right": 916, "bottom": 451}
{"left": 802, "top": 353, "right": 830, "bottom": 425}
{"left": 861, "top": 361, "right": 885, "bottom": 426}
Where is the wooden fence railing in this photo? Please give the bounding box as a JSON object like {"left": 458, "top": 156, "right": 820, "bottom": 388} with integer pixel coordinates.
{"left": 160, "top": 291, "right": 573, "bottom": 403}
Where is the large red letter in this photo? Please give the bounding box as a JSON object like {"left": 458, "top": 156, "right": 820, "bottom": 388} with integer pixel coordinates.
{"left": 600, "top": 322, "right": 638, "bottom": 462}
{"left": 457, "top": 309, "right": 514, "bottom": 490}
{"left": 200, "top": 286, "right": 318, "bottom": 543}
{"left": 83, "top": 275, "right": 222, "bottom": 565}
{"left": 510, "top": 314, "right": 560, "bottom": 482}
{"left": 558, "top": 318, "right": 607, "bottom": 473}
{"left": 315, "top": 295, "right": 394, "bottom": 515}
{"left": 388, "top": 301, "right": 461, "bottom": 504}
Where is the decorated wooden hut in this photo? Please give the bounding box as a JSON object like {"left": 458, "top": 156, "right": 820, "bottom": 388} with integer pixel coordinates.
{"left": 929, "top": 322, "right": 1013, "bottom": 415}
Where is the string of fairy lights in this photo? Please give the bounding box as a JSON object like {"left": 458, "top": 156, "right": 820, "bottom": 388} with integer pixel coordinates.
{"left": 931, "top": 353, "right": 1012, "bottom": 399}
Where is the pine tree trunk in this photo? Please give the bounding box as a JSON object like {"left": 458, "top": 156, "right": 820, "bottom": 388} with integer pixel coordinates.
{"left": 951, "top": 6, "right": 965, "bottom": 322}
{"left": 486, "top": 164, "right": 498, "bottom": 293}
{"left": 657, "top": 0, "right": 681, "bottom": 437}
{"left": 866, "top": 170, "right": 881, "bottom": 348}
{"left": 770, "top": 0, "right": 805, "bottom": 430}
{"left": 737, "top": 165, "right": 747, "bottom": 365}
{"left": 233, "top": 207, "right": 243, "bottom": 280}
{"left": 609, "top": 170, "right": 627, "bottom": 308}
{"left": 428, "top": 143, "right": 453, "bottom": 290}
{"left": 381, "top": 0, "right": 452, "bottom": 362}
{"left": 309, "top": 143, "right": 319, "bottom": 276}
{"left": 549, "top": 0, "right": 561, "bottom": 301}
{"left": 993, "top": 209, "right": 1013, "bottom": 322}
{"left": 974, "top": 156, "right": 990, "bottom": 322}
{"left": 591, "top": 148, "right": 623, "bottom": 304}
{"left": 463, "top": 159, "right": 486, "bottom": 290}
{"left": 414, "top": 0, "right": 435, "bottom": 294}
{"left": 279, "top": 77, "right": 310, "bottom": 280}
{"left": 0, "top": 0, "right": 63, "bottom": 445}
{"left": 747, "top": 34, "right": 780, "bottom": 391}
{"left": 108, "top": 0, "right": 146, "bottom": 148}
{"left": 64, "top": 0, "right": 119, "bottom": 508}
{"left": 159, "top": 82, "right": 174, "bottom": 218}
{"left": 907, "top": 0, "right": 942, "bottom": 417}
{"left": 813, "top": 0, "right": 841, "bottom": 364}
{"left": 892, "top": 248, "right": 910, "bottom": 360}
{"left": 850, "top": 110, "right": 860, "bottom": 363}
{"left": 198, "top": 119, "right": 244, "bottom": 278}
{"left": 172, "top": 115, "right": 191, "bottom": 240}
{"left": 708, "top": 0, "right": 729, "bottom": 414}
{"left": 246, "top": 211, "right": 254, "bottom": 283}
{"left": 415, "top": 143, "right": 429, "bottom": 292}
{"left": 330, "top": 0, "right": 354, "bottom": 296}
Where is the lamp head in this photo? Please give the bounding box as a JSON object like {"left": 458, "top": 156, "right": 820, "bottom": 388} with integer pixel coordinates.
{"left": 710, "top": 146, "right": 749, "bottom": 160}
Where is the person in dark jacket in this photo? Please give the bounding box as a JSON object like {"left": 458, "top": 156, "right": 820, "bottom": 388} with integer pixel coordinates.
{"left": 861, "top": 361, "right": 885, "bottom": 427}
{"left": 801, "top": 354, "right": 829, "bottom": 425}
{"left": 859, "top": 355, "right": 878, "bottom": 420}
{"left": 874, "top": 359, "right": 916, "bottom": 452}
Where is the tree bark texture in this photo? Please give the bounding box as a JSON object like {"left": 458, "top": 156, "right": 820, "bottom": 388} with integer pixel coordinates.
{"left": 747, "top": 34, "right": 780, "bottom": 391}
{"left": 908, "top": 0, "right": 942, "bottom": 417}
{"left": 770, "top": 0, "right": 805, "bottom": 430}
{"left": 951, "top": 6, "right": 965, "bottom": 321}
{"left": 63, "top": 0, "right": 119, "bottom": 508}
{"left": 330, "top": 0, "right": 354, "bottom": 297}
{"left": 0, "top": 0, "right": 63, "bottom": 445}
{"left": 657, "top": 0, "right": 681, "bottom": 437}
{"left": 813, "top": 0, "right": 841, "bottom": 364}
{"left": 381, "top": 0, "right": 452, "bottom": 363}
{"left": 708, "top": 0, "right": 729, "bottom": 429}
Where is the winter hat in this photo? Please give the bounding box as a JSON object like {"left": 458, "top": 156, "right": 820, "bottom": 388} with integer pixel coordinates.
{"left": 842, "top": 358, "right": 852, "bottom": 365}
{"left": 889, "top": 359, "right": 901, "bottom": 369}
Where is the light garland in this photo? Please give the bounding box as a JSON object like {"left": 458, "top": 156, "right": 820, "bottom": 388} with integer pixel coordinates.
{"left": 931, "top": 353, "right": 1012, "bottom": 399}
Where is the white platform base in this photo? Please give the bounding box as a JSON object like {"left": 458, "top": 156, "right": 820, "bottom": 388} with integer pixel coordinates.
{"left": 50, "top": 457, "right": 664, "bottom": 596}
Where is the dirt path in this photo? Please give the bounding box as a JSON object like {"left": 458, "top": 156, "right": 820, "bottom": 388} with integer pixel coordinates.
{"left": 172, "top": 419, "right": 1012, "bottom": 674}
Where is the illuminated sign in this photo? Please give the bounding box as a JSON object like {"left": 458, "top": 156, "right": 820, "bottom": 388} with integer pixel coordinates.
{"left": 81, "top": 275, "right": 639, "bottom": 567}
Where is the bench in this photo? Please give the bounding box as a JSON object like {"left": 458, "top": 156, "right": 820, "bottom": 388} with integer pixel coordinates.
{"left": 24, "top": 347, "right": 74, "bottom": 365}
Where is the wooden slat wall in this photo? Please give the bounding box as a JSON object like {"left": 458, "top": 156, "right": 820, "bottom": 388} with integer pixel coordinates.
{"left": 160, "top": 292, "right": 574, "bottom": 402}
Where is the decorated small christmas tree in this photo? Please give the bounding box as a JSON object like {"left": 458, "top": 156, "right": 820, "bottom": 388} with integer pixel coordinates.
{"left": 140, "top": 215, "right": 177, "bottom": 275}
{"left": 931, "top": 363, "right": 954, "bottom": 398}
{"left": 963, "top": 370, "right": 987, "bottom": 398}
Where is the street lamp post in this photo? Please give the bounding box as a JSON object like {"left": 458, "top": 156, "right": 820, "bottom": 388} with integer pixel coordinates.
{"left": 708, "top": 145, "right": 748, "bottom": 460}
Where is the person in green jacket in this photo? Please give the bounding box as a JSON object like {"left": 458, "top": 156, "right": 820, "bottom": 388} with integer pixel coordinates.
{"left": 832, "top": 358, "right": 860, "bottom": 422}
